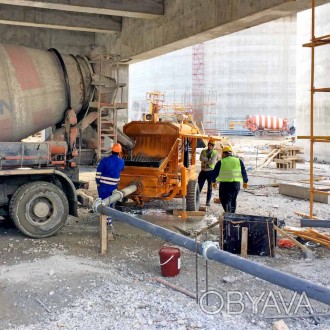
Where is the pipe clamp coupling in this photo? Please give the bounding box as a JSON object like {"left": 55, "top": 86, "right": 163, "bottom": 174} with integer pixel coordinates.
{"left": 113, "top": 189, "right": 124, "bottom": 202}
{"left": 202, "top": 241, "right": 219, "bottom": 260}
{"left": 92, "top": 198, "right": 103, "bottom": 215}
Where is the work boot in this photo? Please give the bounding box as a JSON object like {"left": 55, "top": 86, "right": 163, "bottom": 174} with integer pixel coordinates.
{"left": 108, "top": 224, "right": 115, "bottom": 241}
{"left": 107, "top": 216, "right": 112, "bottom": 226}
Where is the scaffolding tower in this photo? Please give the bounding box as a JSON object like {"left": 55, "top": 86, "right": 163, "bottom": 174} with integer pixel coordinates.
{"left": 192, "top": 43, "right": 205, "bottom": 125}
{"left": 299, "top": 0, "right": 330, "bottom": 218}
{"left": 203, "top": 90, "right": 218, "bottom": 135}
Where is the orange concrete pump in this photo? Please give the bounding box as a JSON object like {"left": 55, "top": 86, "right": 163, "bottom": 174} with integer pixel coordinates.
{"left": 118, "top": 113, "right": 221, "bottom": 211}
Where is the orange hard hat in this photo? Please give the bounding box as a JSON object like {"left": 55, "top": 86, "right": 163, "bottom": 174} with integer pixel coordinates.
{"left": 222, "top": 146, "right": 232, "bottom": 153}
{"left": 208, "top": 138, "right": 216, "bottom": 145}
{"left": 112, "top": 143, "right": 122, "bottom": 153}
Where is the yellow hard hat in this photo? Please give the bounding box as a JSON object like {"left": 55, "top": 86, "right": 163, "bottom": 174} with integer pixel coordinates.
{"left": 208, "top": 138, "right": 216, "bottom": 145}
{"left": 222, "top": 146, "right": 232, "bottom": 153}
{"left": 112, "top": 143, "right": 122, "bottom": 153}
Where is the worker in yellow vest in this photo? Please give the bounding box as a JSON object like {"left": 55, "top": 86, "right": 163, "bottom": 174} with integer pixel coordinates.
{"left": 198, "top": 138, "right": 218, "bottom": 206}
{"left": 212, "top": 146, "right": 248, "bottom": 213}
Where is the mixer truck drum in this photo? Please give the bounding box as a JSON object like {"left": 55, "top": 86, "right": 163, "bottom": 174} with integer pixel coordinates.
{"left": 49, "top": 48, "right": 71, "bottom": 109}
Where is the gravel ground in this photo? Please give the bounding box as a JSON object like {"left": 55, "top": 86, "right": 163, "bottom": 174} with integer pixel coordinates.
{"left": 1, "top": 136, "right": 330, "bottom": 330}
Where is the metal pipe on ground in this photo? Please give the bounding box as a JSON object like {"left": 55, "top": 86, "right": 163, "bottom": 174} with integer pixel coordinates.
{"left": 93, "top": 203, "right": 330, "bottom": 306}
{"left": 301, "top": 219, "right": 330, "bottom": 228}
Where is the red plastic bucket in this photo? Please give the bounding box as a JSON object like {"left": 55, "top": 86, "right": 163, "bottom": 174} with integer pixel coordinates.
{"left": 159, "top": 247, "right": 181, "bottom": 277}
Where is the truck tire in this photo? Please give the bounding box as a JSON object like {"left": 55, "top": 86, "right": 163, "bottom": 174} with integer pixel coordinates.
{"left": 9, "top": 181, "right": 69, "bottom": 238}
{"left": 254, "top": 130, "right": 261, "bottom": 136}
{"left": 186, "top": 180, "right": 200, "bottom": 211}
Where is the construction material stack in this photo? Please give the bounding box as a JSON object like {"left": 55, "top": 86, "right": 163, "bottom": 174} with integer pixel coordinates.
{"left": 269, "top": 144, "right": 304, "bottom": 169}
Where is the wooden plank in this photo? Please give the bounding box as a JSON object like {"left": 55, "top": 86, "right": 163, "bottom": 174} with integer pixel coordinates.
{"left": 284, "top": 227, "right": 330, "bottom": 246}
{"left": 196, "top": 220, "right": 221, "bottom": 236}
{"left": 153, "top": 277, "right": 196, "bottom": 299}
{"left": 256, "top": 148, "right": 281, "bottom": 170}
{"left": 100, "top": 214, "right": 108, "bottom": 255}
{"left": 273, "top": 320, "right": 289, "bottom": 330}
{"left": 279, "top": 158, "right": 301, "bottom": 162}
{"left": 306, "top": 228, "right": 330, "bottom": 240}
{"left": 295, "top": 211, "right": 322, "bottom": 220}
{"left": 173, "top": 225, "right": 190, "bottom": 236}
{"left": 172, "top": 210, "right": 206, "bottom": 216}
{"left": 284, "top": 231, "right": 330, "bottom": 248}
{"left": 241, "top": 227, "right": 248, "bottom": 258}
{"left": 219, "top": 214, "right": 224, "bottom": 250}
{"left": 273, "top": 159, "right": 292, "bottom": 164}
{"left": 274, "top": 225, "right": 313, "bottom": 256}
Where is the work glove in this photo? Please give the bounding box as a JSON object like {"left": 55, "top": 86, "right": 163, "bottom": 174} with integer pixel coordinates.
{"left": 243, "top": 182, "right": 248, "bottom": 189}
{"left": 212, "top": 182, "right": 217, "bottom": 189}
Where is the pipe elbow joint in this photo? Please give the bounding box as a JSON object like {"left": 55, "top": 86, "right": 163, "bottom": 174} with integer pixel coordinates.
{"left": 202, "top": 241, "right": 219, "bottom": 260}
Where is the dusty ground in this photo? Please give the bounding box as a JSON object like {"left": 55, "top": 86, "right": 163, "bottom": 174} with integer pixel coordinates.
{"left": 1, "top": 136, "right": 330, "bottom": 330}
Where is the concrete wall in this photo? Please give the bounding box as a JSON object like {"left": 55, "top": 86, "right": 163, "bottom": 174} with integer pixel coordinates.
{"left": 129, "top": 16, "right": 297, "bottom": 130}
{"left": 296, "top": 4, "right": 330, "bottom": 162}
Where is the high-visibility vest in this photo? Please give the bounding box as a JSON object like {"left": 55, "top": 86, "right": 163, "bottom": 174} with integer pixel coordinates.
{"left": 201, "top": 149, "right": 217, "bottom": 169}
{"left": 216, "top": 156, "right": 243, "bottom": 182}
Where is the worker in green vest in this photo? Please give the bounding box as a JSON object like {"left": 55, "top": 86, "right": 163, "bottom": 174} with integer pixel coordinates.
{"left": 212, "top": 146, "right": 248, "bottom": 213}
{"left": 198, "top": 138, "right": 218, "bottom": 206}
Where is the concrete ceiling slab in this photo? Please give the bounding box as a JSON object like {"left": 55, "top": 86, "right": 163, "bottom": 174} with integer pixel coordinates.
{"left": 0, "top": 0, "right": 330, "bottom": 62}
{"left": 96, "top": 0, "right": 330, "bottom": 62}
{"left": 0, "top": 4, "right": 121, "bottom": 33}
{"left": 0, "top": 0, "right": 164, "bottom": 18}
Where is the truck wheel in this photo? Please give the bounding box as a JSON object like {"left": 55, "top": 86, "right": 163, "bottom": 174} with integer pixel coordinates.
{"left": 254, "top": 130, "right": 261, "bottom": 136}
{"left": 186, "top": 180, "right": 200, "bottom": 211}
{"left": 9, "top": 181, "right": 69, "bottom": 238}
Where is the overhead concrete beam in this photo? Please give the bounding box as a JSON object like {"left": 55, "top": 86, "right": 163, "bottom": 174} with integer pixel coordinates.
{"left": 0, "top": 0, "right": 164, "bottom": 19}
{"left": 0, "top": 4, "right": 121, "bottom": 33}
{"left": 96, "top": 0, "right": 330, "bottom": 62}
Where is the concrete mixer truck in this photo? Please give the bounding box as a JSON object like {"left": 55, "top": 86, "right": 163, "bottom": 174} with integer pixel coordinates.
{"left": 244, "top": 115, "right": 295, "bottom": 136}
{"left": 0, "top": 44, "right": 133, "bottom": 238}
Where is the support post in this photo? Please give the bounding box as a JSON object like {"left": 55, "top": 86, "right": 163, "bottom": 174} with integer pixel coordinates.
{"left": 100, "top": 214, "right": 107, "bottom": 255}
{"left": 241, "top": 227, "right": 248, "bottom": 258}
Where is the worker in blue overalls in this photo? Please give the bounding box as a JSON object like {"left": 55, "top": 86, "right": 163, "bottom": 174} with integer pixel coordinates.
{"left": 95, "top": 143, "right": 125, "bottom": 232}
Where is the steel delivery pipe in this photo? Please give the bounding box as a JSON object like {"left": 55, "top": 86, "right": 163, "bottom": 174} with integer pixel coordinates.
{"left": 94, "top": 204, "right": 330, "bottom": 306}
{"left": 116, "top": 128, "right": 135, "bottom": 151}
{"left": 100, "top": 184, "right": 138, "bottom": 206}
